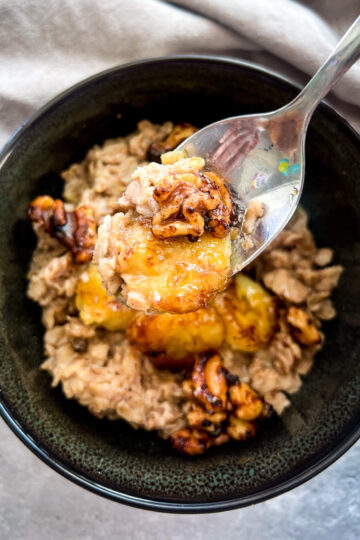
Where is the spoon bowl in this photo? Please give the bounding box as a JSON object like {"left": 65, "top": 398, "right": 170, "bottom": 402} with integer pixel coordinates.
{"left": 179, "top": 108, "right": 304, "bottom": 272}
{"left": 178, "top": 16, "right": 360, "bottom": 273}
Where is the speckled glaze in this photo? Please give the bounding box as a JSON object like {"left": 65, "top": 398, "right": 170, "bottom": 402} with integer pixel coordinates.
{"left": 0, "top": 57, "right": 359, "bottom": 513}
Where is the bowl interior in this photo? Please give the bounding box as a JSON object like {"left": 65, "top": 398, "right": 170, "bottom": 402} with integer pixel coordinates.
{"left": 0, "top": 57, "right": 360, "bottom": 511}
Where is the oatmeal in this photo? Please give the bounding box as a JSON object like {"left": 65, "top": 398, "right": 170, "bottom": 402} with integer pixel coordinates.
{"left": 241, "top": 198, "right": 265, "bottom": 250}
{"left": 27, "top": 120, "right": 342, "bottom": 455}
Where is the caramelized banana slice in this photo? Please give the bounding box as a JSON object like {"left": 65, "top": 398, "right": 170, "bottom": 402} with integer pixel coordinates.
{"left": 287, "top": 306, "right": 321, "bottom": 346}
{"left": 76, "top": 265, "right": 135, "bottom": 331}
{"left": 28, "top": 196, "right": 96, "bottom": 264}
{"left": 228, "top": 382, "right": 265, "bottom": 421}
{"left": 214, "top": 273, "right": 277, "bottom": 351}
{"left": 126, "top": 308, "right": 224, "bottom": 369}
{"left": 96, "top": 216, "right": 231, "bottom": 313}
{"left": 95, "top": 153, "right": 233, "bottom": 313}
{"left": 192, "top": 351, "right": 227, "bottom": 411}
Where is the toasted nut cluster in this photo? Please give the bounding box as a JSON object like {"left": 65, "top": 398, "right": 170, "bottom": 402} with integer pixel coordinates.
{"left": 170, "top": 350, "right": 268, "bottom": 455}
{"left": 287, "top": 306, "right": 322, "bottom": 346}
{"left": 28, "top": 196, "right": 96, "bottom": 264}
{"left": 147, "top": 123, "right": 198, "bottom": 163}
{"left": 151, "top": 170, "right": 232, "bottom": 241}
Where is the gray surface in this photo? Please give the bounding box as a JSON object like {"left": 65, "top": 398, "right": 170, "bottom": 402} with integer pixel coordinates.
{"left": 0, "top": 419, "right": 359, "bottom": 540}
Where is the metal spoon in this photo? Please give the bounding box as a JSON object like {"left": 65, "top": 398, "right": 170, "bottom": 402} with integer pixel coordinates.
{"left": 178, "top": 17, "right": 360, "bottom": 273}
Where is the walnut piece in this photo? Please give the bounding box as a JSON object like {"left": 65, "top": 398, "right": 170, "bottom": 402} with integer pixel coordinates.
{"left": 28, "top": 196, "right": 96, "bottom": 264}
{"left": 151, "top": 169, "right": 232, "bottom": 240}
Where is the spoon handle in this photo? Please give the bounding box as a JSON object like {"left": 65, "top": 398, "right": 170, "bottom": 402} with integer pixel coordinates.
{"left": 291, "top": 16, "right": 360, "bottom": 119}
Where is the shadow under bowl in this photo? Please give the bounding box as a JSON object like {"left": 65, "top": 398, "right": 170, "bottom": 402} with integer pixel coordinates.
{"left": 0, "top": 56, "right": 360, "bottom": 513}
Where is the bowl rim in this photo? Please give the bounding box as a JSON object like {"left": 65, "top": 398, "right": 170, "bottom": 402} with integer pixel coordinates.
{"left": 0, "top": 54, "right": 360, "bottom": 514}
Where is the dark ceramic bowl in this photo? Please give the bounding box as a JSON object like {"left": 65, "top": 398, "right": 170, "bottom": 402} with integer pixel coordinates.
{"left": 0, "top": 56, "right": 360, "bottom": 513}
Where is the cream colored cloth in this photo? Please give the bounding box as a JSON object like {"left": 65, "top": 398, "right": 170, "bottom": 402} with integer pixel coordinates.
{"left": 0, "top": 0, "right": 359, "bottom": 147}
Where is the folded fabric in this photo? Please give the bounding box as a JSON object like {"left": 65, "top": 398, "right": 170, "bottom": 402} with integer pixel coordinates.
{"left": 0, "top": 0, "right": 359, "bottom": 147}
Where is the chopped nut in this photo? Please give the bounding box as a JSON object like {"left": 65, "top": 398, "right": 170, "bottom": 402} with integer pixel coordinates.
{"left": 192, "top": 351, "right": 227, "bottom": 411}
{"left": 187, "top": 405, "right": 227, "bottom": 434}
{"left": 287, "top": 306, "right": 321, "bottom": 346}
{"left": 28, "top": 196, "right": 96, "bottom": 264}
{"left": 169, "top": 428, "right": 212, "bottom": 455}
{"left": 151, "top": 170, "right": 232, "bottom": 240}
{"left": 226, "top": 415, "right": 257, "bottom": 441}
{"left": 228, "top": 382, "right": 264, "bottom": 421}
{"left": 147, "top": 123, "right": 198, "bottom": 162}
